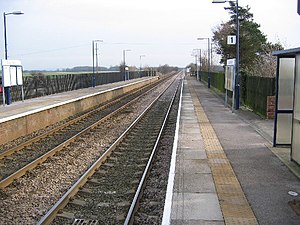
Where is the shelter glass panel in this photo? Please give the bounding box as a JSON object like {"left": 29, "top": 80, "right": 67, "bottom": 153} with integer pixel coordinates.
{"left": 278, "top": 58, "right": 295, "bottom": 110}
{"left": 294, "top": 55, "right": 300, "bottom": 121}
{"left": 292, "top": 55, "right": 300, "bottom": 164}
{"left": 276, "top": 114, "right": 292, "bottom": 145}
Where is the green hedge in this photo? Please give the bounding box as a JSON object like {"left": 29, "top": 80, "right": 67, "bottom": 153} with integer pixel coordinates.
{"left": 199, "top": 71, "right": 275, "bottom": 117}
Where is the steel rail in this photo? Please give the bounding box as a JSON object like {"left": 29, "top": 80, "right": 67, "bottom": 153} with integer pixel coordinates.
{"left": 37, "top": 75, "right": 178, "bottom": 225}
{"left": 124, "top": 79, "right": 181, "bottom": 225}
{"left": 0, "top": 77, "right": 168, "bottom": 189}
{"left": 0, "top": 79, "right": 160, "bottom": 160}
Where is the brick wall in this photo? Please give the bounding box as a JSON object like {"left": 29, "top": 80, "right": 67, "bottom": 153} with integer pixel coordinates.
{"left": 267, "top": 96, "right": 275, "bottom": 119}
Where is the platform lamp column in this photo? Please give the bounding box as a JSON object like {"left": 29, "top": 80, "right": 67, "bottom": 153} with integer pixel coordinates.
{"left": 123, "top": 49, "right": 131, "bottom": 81}
{"left": 212, "top": 0, "right": 240, "bottom": 109}
{"left": 193, "top": 48, "right": 201, "bottom": 81}
{"left": 92, "top": 40, "right": 103, "bottom": 88}
{"left": 192, "top": 50, "right": 198, "bottom": 80}
{"left": 199, "top": 49, "right": 202, "bottom": 81}
{"left": 139, "top": 55, "right": 145, "bottom": 78}
{"left": 197, "top": 38, "right": 210, "bottom": 88}
{"left": 3, "top": 10, "right": 24, "bottom": 105}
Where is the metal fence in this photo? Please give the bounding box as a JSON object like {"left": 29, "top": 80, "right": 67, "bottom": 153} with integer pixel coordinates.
{"left": 199, "top": 71, "right": 275, "bottom": 117}
{"left": 1, "top": 71, "right": 154, "bottom": 105}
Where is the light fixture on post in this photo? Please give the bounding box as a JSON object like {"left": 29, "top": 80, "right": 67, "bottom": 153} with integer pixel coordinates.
{"left": 139, "top": 55, "right": 145, "bottom": 78}
{"left": 123, "top": 49, "right": 131, "bottom": 81}
{"left": 92, "top": 40, "right": 103, "bottom": 88}
{"left": 197, "top": 38, "right": 211, "bottom": 88}
{"left": 212, "top": 0, "right": 240, "bottom": 110}
{"left": 3, "top": 10, "right": 24, "bottom": 105}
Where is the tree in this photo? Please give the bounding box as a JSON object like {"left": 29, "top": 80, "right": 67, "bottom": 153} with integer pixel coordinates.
{"left": 157, "top": 64, "right": 178, "bottom": 74}
{"left": 251, "top": 41, "right": 284, "bottom": 77}
{"left": 212, "top": 3, "right": 267, "bottom": 73}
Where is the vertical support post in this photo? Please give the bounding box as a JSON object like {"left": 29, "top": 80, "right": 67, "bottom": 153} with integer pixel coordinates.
{"left": 208, "top": 38, "right": 211, "bottom": 88}
{"left": 4, "top": 13, "right": 8, "bottom": 60}
{"left": 95, "top": 42, "right": 98, "bottom": 75}
{"left": 273, "top": 56, "right": 280, "bottom": 147}
{"left": 139, "top": 56, "right": 141, "bottom": 78}
{"left": 232, "top": 67, "right": 236, "bottom": 113}
{"left": 123, "top": 50, "right": 126, "bottom": 81}
{"left": 3, "top": 13, "right": 11, "bottom": 105}
{"left": 235, "top": 0, "right": 240, "bottom": 109}
{"left": 2, "top": 82, "right": 6, "bottom": 106}
{"left": 92, "top": 40, "right": 95, "bottom": 87}
{"left": 195, "top": 54, "right": 198, "bottom": 80}
{"left": 21, "top": 85, "right": 25, "bottom": 102}
{"left": 199, "top": 49, "right": 202, "bottom": 81}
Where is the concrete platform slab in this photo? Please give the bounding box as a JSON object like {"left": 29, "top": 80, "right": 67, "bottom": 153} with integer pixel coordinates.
{"left": 181, "top": 127, "right": 201, "bottom": 134}
{"left": 179, "top": 139, "right": 204, "bottom": 149}
{"left": 181, "top": 159, "right": 210, "bottom": 173}
{"left": 179, "top": 133, "right": 202, "bottom": 141}
{"left": 165, "top": 79, "right": 224, "bottom": 225}
{"left": 171, "top": 193, "right": 223, "bottom": 221}
{"left": 180, "top": 173, "right": 216, "bottom": 193}
{"left": 171, "top": 220, "right": 224, "bottom": 225}
{"left": 182, "top": 149, "right": 207, "bottom": 160}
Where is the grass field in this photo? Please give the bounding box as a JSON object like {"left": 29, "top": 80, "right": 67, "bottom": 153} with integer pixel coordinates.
{"left": 23, "top": 71, "right": 120, "bottom": 76}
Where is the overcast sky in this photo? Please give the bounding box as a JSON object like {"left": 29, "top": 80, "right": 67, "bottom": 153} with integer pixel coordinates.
{"left": 0, "top": 0, "right": 299, "bottom": 70}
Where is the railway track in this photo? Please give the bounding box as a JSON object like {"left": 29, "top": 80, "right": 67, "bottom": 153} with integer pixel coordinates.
{"left": 0, "top": 76, "right": 167, "bottom": 188}
{"left": 37, "top": 75, "right": 182, "bottom": 224}
{"left": 127, "top": 79, "right": 182, "bottom": 225}
{"left": 0, "top": 72, "right": 181, "bottom": 224}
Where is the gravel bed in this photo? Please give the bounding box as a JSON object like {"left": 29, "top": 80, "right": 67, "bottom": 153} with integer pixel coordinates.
{"left": 51, "top": 83, "right": 178, "bottom": 224}
{"left": 0, "top": 90, "right": 143, "bottom": 180}
{"left": 0, "top": 81, "right": 156, "bottom": 155}
{"left": 0, "top": 76, "right": 176, "bottom": 224}
{"left": 133, "top": 78, "right": 181, "bottom": 224}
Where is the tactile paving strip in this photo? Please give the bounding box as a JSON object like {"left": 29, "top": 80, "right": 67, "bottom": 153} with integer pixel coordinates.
{"left": 188, "top": 81, "right": 258, "bottom": 225}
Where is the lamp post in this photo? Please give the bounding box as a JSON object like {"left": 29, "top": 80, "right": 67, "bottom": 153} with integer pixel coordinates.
{"left": 3, "top": 10, "right": 24, "bottom": 105}
{"left": 193, "top": 49, "right": 201, "bottom": 81}
{"left": 139, "top": 55, "right": 145, "bottom": 78}
{"left": 199, "top": 48, "right": 202, "bottom": 81}
{"left": 197, "top": 38, "right": 211, "bottom": 88}
{"left": 212, "top": 0, "right": 240, "bottom": 109}
{"left": 92, "top": 40, "right": 103, "bottom": 87}
{"left": 123, "top": 49, "right": 131, "bottom": 81}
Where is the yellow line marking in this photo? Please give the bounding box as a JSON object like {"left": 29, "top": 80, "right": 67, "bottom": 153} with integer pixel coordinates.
{"left": 188, "top": 79, "right": 258, "bottom": 225}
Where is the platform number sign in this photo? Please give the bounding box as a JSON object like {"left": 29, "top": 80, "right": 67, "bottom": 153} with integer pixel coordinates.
{"left": 227, "top": 35, "right": 236, "bottom": 45}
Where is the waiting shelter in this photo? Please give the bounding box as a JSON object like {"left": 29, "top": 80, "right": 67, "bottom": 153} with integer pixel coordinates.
{"left": 273, "top": 47, "right": 300, "bottom": 165}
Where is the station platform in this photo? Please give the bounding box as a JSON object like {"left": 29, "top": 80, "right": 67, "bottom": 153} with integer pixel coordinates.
{"left": 164, "top": 76, "right": 300, "bottom": 225}
{"left": 0, "top": 77, "right": 158, "bottom": 145}
{"left": 1, "top": 74, "right": 299, "bottom": 224}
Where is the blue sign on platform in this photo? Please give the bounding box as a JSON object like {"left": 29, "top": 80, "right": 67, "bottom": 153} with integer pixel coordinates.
{"left": 298, "top": 0, "right": 300, "bottom": 15}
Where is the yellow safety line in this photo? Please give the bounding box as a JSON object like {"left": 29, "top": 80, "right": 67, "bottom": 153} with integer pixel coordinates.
{"left": 188, "top": 80, "right": 259, "bottom": 225}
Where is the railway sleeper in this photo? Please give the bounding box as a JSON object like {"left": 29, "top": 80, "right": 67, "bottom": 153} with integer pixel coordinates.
{"left": 56, "top": 211, "right": 75, "bottom": 220}
{"left": 111, "top": 151, "right": 124, "bottom": 156}
{"left": 69, "top": 199, "right": 87, "bottom": 207}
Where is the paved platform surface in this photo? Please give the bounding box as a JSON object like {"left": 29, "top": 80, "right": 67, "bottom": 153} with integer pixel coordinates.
{"left": 0, "top": 78, "right": 148, "bottom": 121}
{"left": 1, "top": 75, "right": 299, "bottom": 224}
{"left": 168, "top": 76, "right": 300, "bottom": 225}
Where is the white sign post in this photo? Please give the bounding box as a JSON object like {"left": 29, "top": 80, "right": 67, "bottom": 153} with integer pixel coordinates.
{"left": 1, "top": 59, "right": 24, "bottom": 106}
{"left": 225, "top": 58, "right": 236, "bottom": 112}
